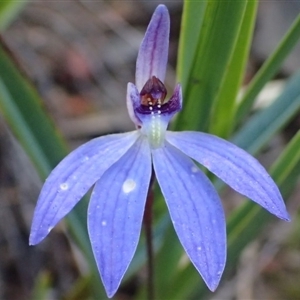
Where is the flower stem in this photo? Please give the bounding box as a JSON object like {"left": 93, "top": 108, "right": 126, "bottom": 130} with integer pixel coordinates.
{"left": 143, "top": 174, "right": 155, "bottom": 300}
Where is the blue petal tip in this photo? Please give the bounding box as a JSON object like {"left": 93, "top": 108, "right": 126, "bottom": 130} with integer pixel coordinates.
{"left": 281, "top": 211, "right": 291, "bottom": 222}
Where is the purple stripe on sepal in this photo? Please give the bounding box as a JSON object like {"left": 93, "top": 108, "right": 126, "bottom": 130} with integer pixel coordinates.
{"left": 152, "top": 142, "right": 226, "bottom": 291}
{"left": 166, "top": 131, "right": 290, "bottom": 221}
{"left": 29, "top": 131, "right": 139, "bottom": 245}
{"left": 135, "top": 4, "right": 170, "bottom": 91}
{"left": 88, "top": 137, "right": 151, "bottom": 298}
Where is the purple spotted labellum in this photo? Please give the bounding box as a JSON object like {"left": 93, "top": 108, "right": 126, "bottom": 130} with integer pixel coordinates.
{"left": 30, "top": 4, "right": 290, "bottom": 298}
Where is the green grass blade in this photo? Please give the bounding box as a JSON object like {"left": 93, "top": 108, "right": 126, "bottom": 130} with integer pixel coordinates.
{"left": 226, "top": 128, "right": 300, "bottom": 281}
{"left": 174, "top": 1, "right": 247, "bottom": 132}
{"left": 0, "top": 45, "right": 68, "bottom": 176}
{"left": 31, "top": 272, "right": 52, "bottom": 300}
{"left": 155, "top": 70, "right": 300, "bottom": 298}
{"left": 233, "top": 70, "right": 300, "bottom": 154}
{"left": 167, "top": 129, "right": 300, "bottom": 299}
{"left": 209, "top": 1, "right": 258, "bottom": 138}
{"left": 237, "top": 13, "right": 300, "bottom": 124}
{"left": 177, "top": 0, "right": 207, "bottom": 89}
{"left": 0, "top": 0, "right": 27, "bottom": 31}
{"left": 0, "top": 43, "right": 106, "bottom": 299}
{"left": 0, "top": 79, "right": 52, "bottom": 176}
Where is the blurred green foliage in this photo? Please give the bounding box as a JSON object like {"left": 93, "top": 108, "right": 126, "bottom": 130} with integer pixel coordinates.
{"left": 0, "top": 0, "right": 27, "bottom": 31}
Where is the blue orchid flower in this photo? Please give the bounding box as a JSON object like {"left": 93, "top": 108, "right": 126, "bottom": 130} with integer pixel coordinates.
{"left": 30, "top": 4, "right": 290, "bottom": 298}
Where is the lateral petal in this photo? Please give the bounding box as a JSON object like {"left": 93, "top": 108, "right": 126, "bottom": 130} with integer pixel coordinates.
{"left": 152, "top": 143, "right": 226, "bottom": 291}
{"left": 30, "top": 131, "right": 139, "bottom": 245}
{"left": 88, "top": 137, "right": 152, "bottom": 298}
{"left": 135, "top": 4, "right": 170, "bottom": 91}
{"left": 167, "top": 131, "right": 290, "bottom": 221}
{"left": 126, "top": 82, "right": 142, "bottom": 126}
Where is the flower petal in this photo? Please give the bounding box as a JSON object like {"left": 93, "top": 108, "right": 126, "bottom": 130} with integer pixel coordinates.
{"left": 88, "top": 136, "right": 151, "bottom": 298}
{"left": 166, "top": 131, "right": 290, "bottom": 221}
{"left": 152, "top": 143, "right": 226, "bottom": 291}
{"left": 135, "top": 4, "right": 170, "bottom": 91}
{"left": 126, "top": 82, "right": 142, "bottom": 126}
{"left": 30, "top": 131, "right": 139, "bottom": 245}
{"left": 166, "top": 83, "right": 183, "bottom": 115}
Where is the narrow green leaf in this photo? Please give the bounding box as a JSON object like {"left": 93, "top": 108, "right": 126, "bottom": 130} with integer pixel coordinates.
{"left": 177, "top": 0, "right": 207, "bottom": 89}
{"left": 0, "top": 43, "right": 106, "bottom": 299}
{"left": 31, "top": 272, "right": 51, "bottom": 300}
{"left": 237, "top": 13, "right": 300, "bottom": 123}
{"left": 233, "top": 70, "right": 300, "bottom": 154}
{"left": 154, "top": 222, "right": 186, "bottom": 299}
{"left": 209, "top": 1, "right": 258, "bottom": 138}
{"left": 156, "top": 70, "right": 300, "bottom": 298}
{"left": 0, "top": 79, "right": 51, "bottom": 176}
{"left": 174, "top": 1, "right": 247, "bottom": 132}
{"left": 269, "top": 129, "right": 300, "bottom": 195}
{"left": 168, "top": 129, "right": 300, "bottom": 299}
{"left": 0, "top": 0, "right": 27, "bottom": 31}
{"left": 0, "top": 44, "right": 67, "bottom": 176}
{"left": 226, "top": 129, "right": 300, "bottom": 277}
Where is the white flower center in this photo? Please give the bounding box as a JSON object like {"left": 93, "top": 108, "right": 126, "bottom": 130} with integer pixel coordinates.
{"left": 146, "top": 112, "right": 165, "bottom": 148}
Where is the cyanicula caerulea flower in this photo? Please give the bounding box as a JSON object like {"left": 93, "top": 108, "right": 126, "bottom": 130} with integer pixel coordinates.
{"left": 30, "top": 4, "right": 290, "bottom": 298}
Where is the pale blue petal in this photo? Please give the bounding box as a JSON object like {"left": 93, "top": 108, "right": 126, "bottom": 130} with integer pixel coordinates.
{"left": 88, "top": 136, "right": 151, "bottom": 298}
{"left": 30, "top": 131, "right": 139, "bottom": 245}
{"left": 126, "top": 82, "right": 142, "bottom": 126}
{"left": 135, "top": 4, "right": 170, "bottom": 91}
{"left": 167, "top": 131, "right": 290, "bottom": 221}
{"left": 152, "top": 143, "right": 226, "bottom": 291}
{"left": 168, "top": 83, "right": 183, "bottom": 114}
